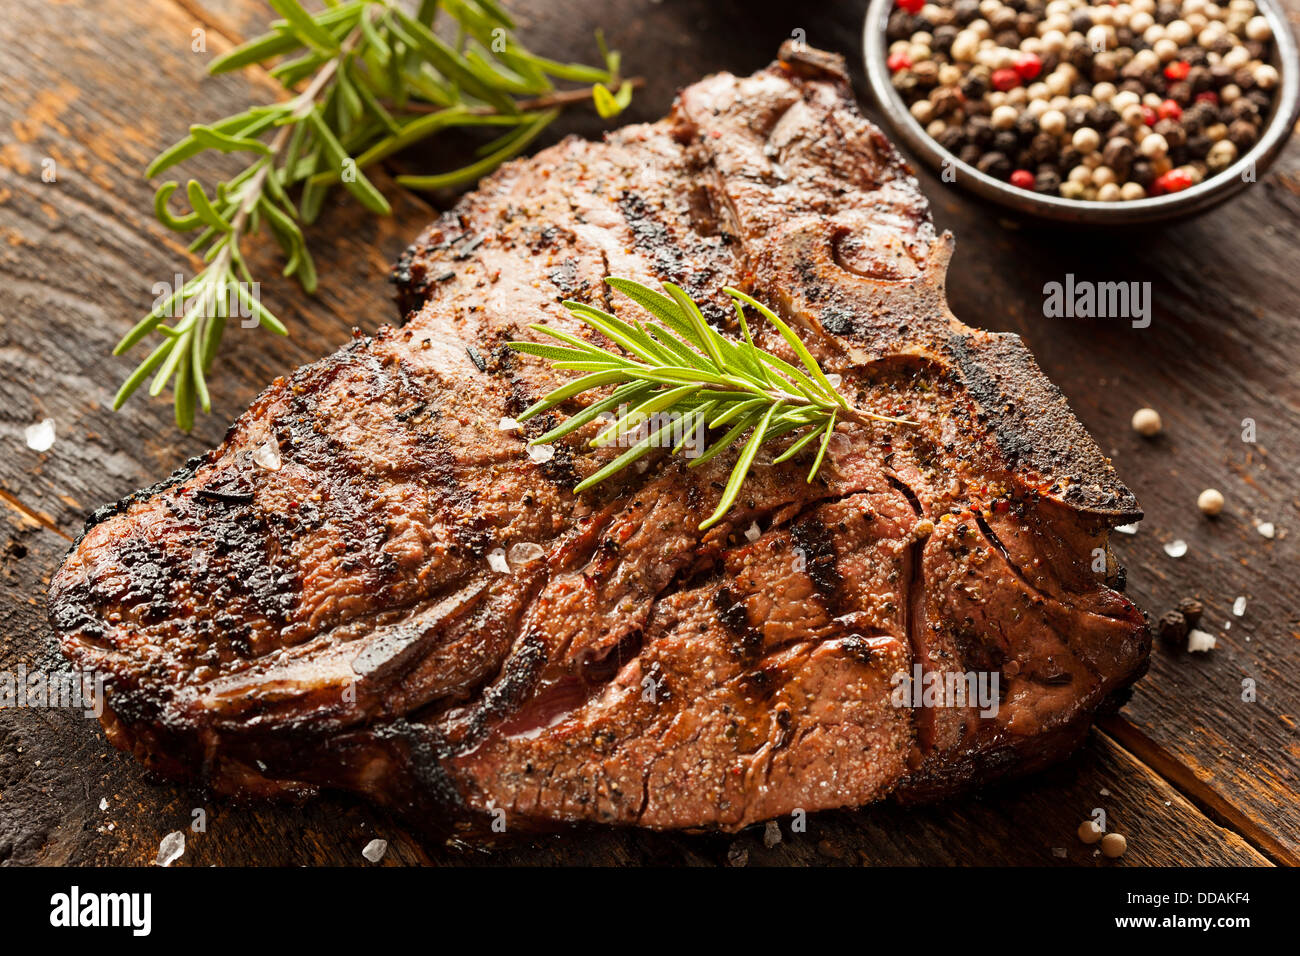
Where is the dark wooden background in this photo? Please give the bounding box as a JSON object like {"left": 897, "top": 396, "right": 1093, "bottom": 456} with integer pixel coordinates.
{"left": 0, "top": 0, "right": 1295, "bottom": 866}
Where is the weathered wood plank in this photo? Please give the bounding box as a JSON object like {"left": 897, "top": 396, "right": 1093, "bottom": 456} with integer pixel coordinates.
{"left": 0, "top": 0, "right": 444, "bottom": 868}
{"left": 0, "top": 0, "right": 436, "bottom": 534}
{"left": 0, "top": 0, "right": 1295, "bottom": 865}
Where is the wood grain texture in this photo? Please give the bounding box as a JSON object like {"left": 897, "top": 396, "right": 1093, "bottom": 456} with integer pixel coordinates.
{"left": 0, "top": 0, "right": 1295, "bottom": 866}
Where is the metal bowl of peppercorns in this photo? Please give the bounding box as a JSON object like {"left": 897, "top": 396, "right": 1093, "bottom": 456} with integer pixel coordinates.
{"left": 864, "top": 0, "right": 1300, "bottom": 223}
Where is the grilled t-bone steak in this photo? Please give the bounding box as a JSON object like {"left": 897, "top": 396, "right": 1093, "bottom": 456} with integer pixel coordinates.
{"left": 50, "top": 44, "right": 1149, "bottom": 833}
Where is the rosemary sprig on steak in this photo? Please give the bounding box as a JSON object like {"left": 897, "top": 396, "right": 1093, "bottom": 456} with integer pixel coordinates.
{"left": 115, "top": 0, "right": 633, "bottom": 430}
{"left": 511, "top": 278, "right": 913, "bottom": 530}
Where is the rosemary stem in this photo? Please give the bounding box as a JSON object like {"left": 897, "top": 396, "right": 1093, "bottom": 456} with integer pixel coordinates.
{"left": 202, "top": 14, "right": 369, "bottom": 305}
{"left": 387, "top": 76, "right": 646, "bottom": 116}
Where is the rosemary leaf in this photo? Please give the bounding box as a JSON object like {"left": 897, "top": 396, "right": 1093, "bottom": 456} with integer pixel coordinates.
{"left": 119, "top": 0, "right": 635, "bottom": 429}
{"left": 510, "top": 278, "right": 914, "bottom": 530}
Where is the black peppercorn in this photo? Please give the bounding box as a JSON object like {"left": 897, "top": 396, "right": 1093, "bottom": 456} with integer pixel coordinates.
{"left": 976, "top": 151, "right": 1012, "bottom": 179}
{"left": 1129, "top": 158, "right": 1155, "bottom": 188}
{"left": 1230, "top": 98, "right": 1261, "bottom": 122}
{"left": 1246, "top": 89, "right": 1271, "bottom": 112}
{"left": 931, "top": 86, "right": 962, "bottom": 117}
{"left": 1028, "top": 132, "right": 1058, "bottom": 164}
{"left": 913, "top": 60, "right": 940, "bottom": 87}
{"left": 1227, "top": 119, "right": 1258, "bottom": 150}
{"left": 886, "top": 10, "right": 914, "bottom": 42}
{"left": 990, "top": 8, "right": 1018, "bottom": 32}
{"left": 1182, "top": 101, "right": 1213, "bottom": 131}
{"left": 992, "top": 129, "right": 1019, "bottom": 154}
{"left": 967, "top": 114, "right": 994, "bottom": 147}
{"left": 932, "top": 24, "right": 958, "bottom": 55}
{"left": 937, "top": 126, "right": 966, "bottom": 152}
{"left": 952, "top": 0, "right": 979, "bottom": 24}
{"left": 1157, "top": 610, "right": 1189, "bottom": 644}
{"left": 1087, "top": 103, "right": 1119, "bottom": 129}
{"left": 1177, "top": 597, "right": 1204, "bottom": 627}
{"left": 1034, "top": 168, "right": 1061, "bottom": 194}
{"left": 961, "top": 72, "right": 990, "bottom": 100}
{"left": 987, "top": 130, "right": 1019, "bottom": 152}
{"left": 1154, "top": 118, "right": 1186, "bottom": 149}
{"left": 1102, "top": 137, "right": 1135, "bottom": 179}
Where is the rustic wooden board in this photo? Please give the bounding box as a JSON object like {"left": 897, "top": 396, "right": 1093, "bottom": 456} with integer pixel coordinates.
{"left": 0, "top": 0, "right": 1295, "bottom": 866}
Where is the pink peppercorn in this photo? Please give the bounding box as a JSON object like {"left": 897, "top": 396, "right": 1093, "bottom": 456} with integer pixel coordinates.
{"left": 1014, "top": 52, "right": 1042, "bottom": 81}
{"left": 1009, "top": 169, "right": 1035, "bottom": 190}
{"left": 991, "top": 68, "right": 1020, "bottom": 91}
{"left": 1153, "top": 169, "right": 1193, "bottom": 194}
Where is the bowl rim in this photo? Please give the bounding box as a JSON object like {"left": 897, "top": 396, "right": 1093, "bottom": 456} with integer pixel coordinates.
{"left": 862, "top": 0, "right": 1300, "bottom": 223}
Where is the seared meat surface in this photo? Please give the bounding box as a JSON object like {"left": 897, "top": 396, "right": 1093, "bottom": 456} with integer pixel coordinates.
{"left": 50, "top": 45, "right": 1148, "bottom": 833}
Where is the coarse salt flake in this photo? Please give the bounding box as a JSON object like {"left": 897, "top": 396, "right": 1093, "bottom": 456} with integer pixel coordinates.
{"left": 744, "top": 521, "right": 761, "bottom": 542}
{"left": 527, "top": 444, "right": 554, "bottom": 464}
{"left": 362, "top": 839, "right": 388, "bottom": 863}
{"left": 1187, "top": 629, "right": 1217, "bottom": 653}
{"left": 508, "top": 542, "right": 545, "bottom": 565}
{"left": 25, "top": 418, "right": 55, "bottom": 452}
{"left": 156, "top": 830, "right": 185, "bottom": 867}
{"left": 1115, "top": 523, "right": 1138, "bottom": 535}
{"left": 252, "top": 439, "right": 282, "bottom": 471}
{"left": 1257, "top": 522, "right": 1276, "bottom": 539}
{"left": 487, "top": 548, "right": 510, "bottom": 574}
{"left": 1163, "top": 539, "right": 1187, "bottom": 558}
{"left": 498, "top": 416, "right": 522, "bottom": 432}
{"left": 1232, "top": 596, "right": 1247, "bottom": 617}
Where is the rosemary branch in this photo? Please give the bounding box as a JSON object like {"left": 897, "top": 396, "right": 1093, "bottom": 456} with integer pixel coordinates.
{"left": 510, "top": 278, "right": 913, "bottom": 531}
{"left": 117, "top": 0, "right": 633, "bottom": 429}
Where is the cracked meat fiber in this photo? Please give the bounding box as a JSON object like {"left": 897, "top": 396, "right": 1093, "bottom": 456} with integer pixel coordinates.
{"left": 49, "top": 43, "right": 1149, "bottom": 833}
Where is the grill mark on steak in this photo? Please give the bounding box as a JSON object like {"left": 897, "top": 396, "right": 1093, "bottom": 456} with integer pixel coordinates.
{"left": 789, "top": 517, "right": 843, "bottom": 612}
{"left": 49, "top": 43, "right": 1149, "bottom": 833}
{"left": 972, "top": 512, "right": 1060, "bottom": 609}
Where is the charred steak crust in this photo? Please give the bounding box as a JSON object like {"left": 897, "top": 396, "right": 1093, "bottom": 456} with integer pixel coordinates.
{"left": 50, "top": 44, "right": 1149, "bottom": 834}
